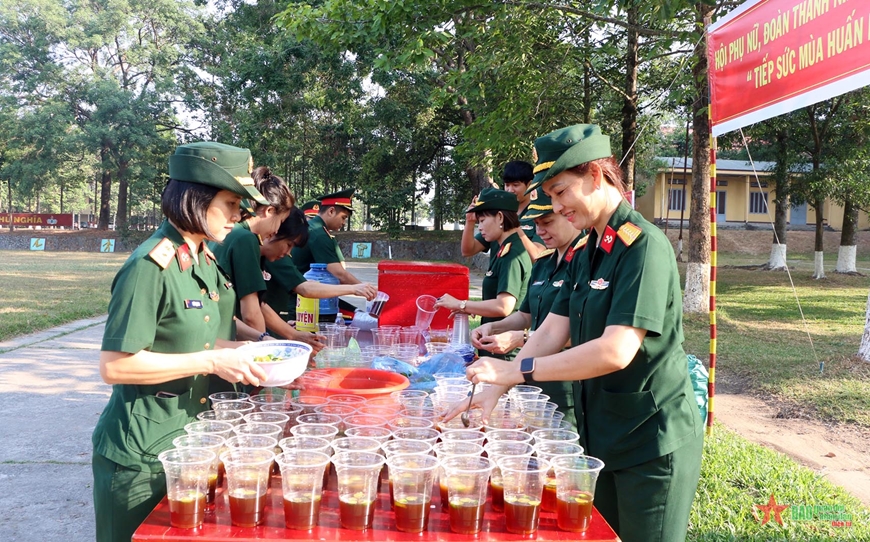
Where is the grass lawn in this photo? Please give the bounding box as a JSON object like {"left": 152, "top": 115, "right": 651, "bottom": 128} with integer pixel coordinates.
{"left": 690, "top": 424, "right": 870, "bottom": 541}
{"left": 0, "top": 250, "right": 126, "bottom": 341}
{"left": 680, "top": 261, "right": 870, "bottom": 427}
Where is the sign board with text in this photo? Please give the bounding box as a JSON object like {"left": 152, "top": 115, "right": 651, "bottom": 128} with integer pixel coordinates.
{"left": 0, "top": 213, "right": 74, "bottom": 227}
{"left": 708, "top": 0, "right": 870, "bottom": 135}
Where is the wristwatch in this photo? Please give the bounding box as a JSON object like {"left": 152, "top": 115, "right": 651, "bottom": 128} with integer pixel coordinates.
{"left": 520, "top": 357, "right": 536, "bottom": 383}
{"left": 459, "top": 300, "right": 467, "bottom": 313}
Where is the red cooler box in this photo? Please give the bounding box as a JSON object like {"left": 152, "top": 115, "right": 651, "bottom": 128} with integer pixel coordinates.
{"left": 377, "top": 261, "right": 469, "bottom": 329}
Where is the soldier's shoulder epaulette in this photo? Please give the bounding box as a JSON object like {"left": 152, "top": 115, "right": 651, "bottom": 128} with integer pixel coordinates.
{"left": 497, "top": 242, "right": 512, "bottom": 258}
{"left": 617, "top": 222, "right": 643, "bottom": 247}
{"left": 537, "top": 248, "right": 555, "bottom": 258}
{"left": 574, "top": 235, "right": 589, "bottom": 250}
{"left": 147, "top": 238, "right": 175, "bottom": 270}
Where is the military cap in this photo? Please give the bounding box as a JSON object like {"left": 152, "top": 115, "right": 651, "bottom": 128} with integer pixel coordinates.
{"left": 521, "top": 188, "right": 553, "bottom": 220}
{"left": 301, "top": 200, "right": 321, "bottom": 217}
{"left": 468, "top": 187, "right": 519, "bottom": 213}
{"left": 319, "top": 188, "right": 354, "bottom": 211}
{"left": 527, "top": 124, "right": 612, "bottom": 194}
{"left": 168, "top": 141, "right": 268, "bottom": 205}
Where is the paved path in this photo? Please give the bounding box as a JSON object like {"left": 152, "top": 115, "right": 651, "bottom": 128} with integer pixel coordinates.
{"left": 0, "top": 262, "right": 483, "bottom": 541}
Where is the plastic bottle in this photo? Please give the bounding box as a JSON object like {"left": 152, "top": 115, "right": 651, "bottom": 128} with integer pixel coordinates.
{"left": 303, "top": 263, "right": 340, "bottom": 321}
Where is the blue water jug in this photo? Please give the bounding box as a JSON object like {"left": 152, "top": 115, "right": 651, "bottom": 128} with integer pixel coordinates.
{"left": 303, "top": 263, "right": 340, "bottom": 317}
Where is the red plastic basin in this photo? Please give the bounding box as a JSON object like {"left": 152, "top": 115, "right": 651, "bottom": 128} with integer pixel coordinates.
{"left": 299, "top": 368, "right": 409, "bottom": 399}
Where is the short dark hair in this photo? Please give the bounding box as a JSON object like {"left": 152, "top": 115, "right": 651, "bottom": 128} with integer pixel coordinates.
{"left": 272, "top": 207, "right": 309, "bottom": 246}
{"left": 476, "top": 209, "right": 520, "bottom": 231}
{"left": 161, "top": 179, "right": 221, "bottom": 239}
{"left": 502, "top": 161, "right": 534, "bottom": 184}
{"left": 251, "top": 166, "right": 296, "bottom": 214}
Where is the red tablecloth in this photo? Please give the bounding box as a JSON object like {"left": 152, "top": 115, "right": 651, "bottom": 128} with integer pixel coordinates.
{"left": 133, "top": 475, "right": 620, "bottom": 541}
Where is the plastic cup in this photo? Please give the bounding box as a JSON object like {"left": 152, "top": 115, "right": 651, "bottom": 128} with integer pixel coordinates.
{"left": 279, "top": 436, "right": 332, "bottom": 455}
{"left": 439, "top": 409, "right": 484, "bottom": 432}
{"left": 220, "top": 448, "right": 275, "bottom": 527}
{"left": 326, "top": 393, "right": 367, "bottom": 406}
{"left": 551, "top": 455, "right": 605, "bottom": 532}
{"left": 196, "top": 409, "right": 244, "bottom": 426}
{"left": 208, "top": 391, "right": 250, "bottom": 407}
{"left": 249, "top": 390, "right": 289, "bottom": 412}
{"left": 244, "top": 412, "right": 290, "bottom": 431}
{"left": 425, "top": 342, "right": 451, "bottom": 356}
{"left": 345, "top": 426, "right": 393, "bottom": 444}
{"left": 532, "top": 429, "right": 581, "bottom": 446}
{"left": 296, "top": 412, "right": 342, "bottom": 429}
{"left": 390, "top": 428, "right": 440, "bottom": 445}
{"left": 314, "top": 404, "right": 357, "bottom": 433}
{"left": 428, "top": 328, "right": 450, "bottom": 344}
{"left": 440, "top": 430, "right": 486, "bottom": 446}
{"left": 532, "top": 441, "right": 585, "bottom": 513}
{"left": 184, "top": 420, "right": 234, "bottom": 440}
{"left": 387, "top": 454, "right": 440, "bottom": 533}
{"left": 432, "top": 441, "right": 485, "bottom": 512}
{"left": 355, "top": 404, "right": 396, "bottom": 419}
{"left": 498, "top": 456, "right": 551, "bottom": 535}
{"left": 484, "top": 441, "right": 534, "bottom": 512}
{"left": 450, "top": 313, "right": 471, "bottom": 345}
{"left": 414, "top": 295, "right": 439, "bottom": 329}
{"left": 331, "top": 436, "right": 382, "bottom": 455}
{"left": 344, "top": 414, "right": 389, "bottom": 431}
{"left": 233, "top": 422, "right": 283, "bottom": 441}
{"left": 371, "top": 328, "right": 398, "bottom": 356}
{"left": 381, "top": 439, "right": 433, "bottom": 459}
{"left": 157, "top": 448, "right": 214, "bottom": 529}
{"left": 172, "top": 434, "right": 225, "bottom": 506}
{"left": 368, "top": 291, "right": 390, "bottom": 317}
{"left": 224, "top": 435, "right": 278, "bottom": 450}
{"left": 212, "top": 400, "right": 255, "bottom": 416}
{"left": 388, "top": 416, "right": 434, "bottom": 432}
{"left": 441, "top": 456, "right": 495, "bottom": 535}
{"left": 275, "top": 451, "right": 331, "bottom": 530}
{"left": 395, "top": 343, "right": 420, "bottom": 365}
{"left": 485, "top": 429, "right": 533, "bottom": 445}
{"left": 332, "top": 451, "right": 386, "bottom": 530}
{"left": 290, "top": 394, "right": 330, "bottom": 413}
{"left": 290, "top": 423, "right": 340, "bottom": 441}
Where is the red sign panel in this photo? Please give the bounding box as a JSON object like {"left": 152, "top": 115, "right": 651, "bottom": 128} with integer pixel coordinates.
{"left": 0, "top": 213, "right": 74, "bottom": 227}
{"left": 708, "top": 0, "right": 870, "bottom": 135}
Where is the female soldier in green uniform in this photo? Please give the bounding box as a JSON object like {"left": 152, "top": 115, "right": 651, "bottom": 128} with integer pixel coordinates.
{"left": 455, "top": 125, "right": 704, "bottom": 542}
{"left": 435, "top": 187, "right": 532, "bottom": 360}
{"left": 92, "top": 142, "right": 270, "bottom": 542}
{"left": 470, "top": 188, "right": 583, "bottom": 427}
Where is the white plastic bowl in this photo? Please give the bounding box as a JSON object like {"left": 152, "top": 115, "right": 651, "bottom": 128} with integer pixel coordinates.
{"left": 237, "top": 340, "right": 312, "bottom": 387}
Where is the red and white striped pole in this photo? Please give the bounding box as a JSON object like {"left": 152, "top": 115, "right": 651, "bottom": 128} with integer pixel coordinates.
{"left": 708, "top": 119, "right": 718, "bottom": 436}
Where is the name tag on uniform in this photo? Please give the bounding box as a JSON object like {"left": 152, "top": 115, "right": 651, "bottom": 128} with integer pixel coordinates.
{"left": 185, "top": 300, "right": 203, "bottom": 309}
{"left": 532, "top": 280, "right": 545, "bottom": 286}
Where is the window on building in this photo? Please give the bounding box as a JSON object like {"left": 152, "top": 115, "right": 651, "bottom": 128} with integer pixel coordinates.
{"left": 668, "top": 188, "right": 686, "bottom": 211}
{"left": 749, "top": 191, "right": 768, "bottom": 214}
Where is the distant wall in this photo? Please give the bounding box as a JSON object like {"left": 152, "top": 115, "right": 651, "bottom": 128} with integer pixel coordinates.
{"left": 0, "top": 230, "right": 491, "bottom": 270}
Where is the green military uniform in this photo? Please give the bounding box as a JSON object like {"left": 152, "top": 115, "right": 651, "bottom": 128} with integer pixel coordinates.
{"left": 261, "top": 255, "right": 308, "bottom": 328}
{"left": 290, "top": 213, "right": 343, "bottom": 275}
{"left": 480, "top": 231, "right": 531, "bottom": 360}
{"left": 532, "top": 125, "right": 702, "bottom": 542}
{"left": 92, "top": 142, "right": 264, "bottom": 542}
{"left": 92, "top": 221, "right": 233, "bottom": 542}
{"left": 517, "top": 233, "right": 583, "bottom": 429}
{"left": 209, "top": 221, "right": 267, "bottom": 333}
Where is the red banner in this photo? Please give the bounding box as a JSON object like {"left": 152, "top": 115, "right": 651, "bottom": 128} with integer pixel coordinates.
{"left": 0, "top": 213, "right": 74, "bottom": 227}
{"left": 708, "top": 0, "right": 870, "bottom": 136}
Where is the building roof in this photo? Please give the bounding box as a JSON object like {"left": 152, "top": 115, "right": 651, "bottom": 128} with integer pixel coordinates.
{"left": 656, "top": 157, "right": 810, "bottom": 174}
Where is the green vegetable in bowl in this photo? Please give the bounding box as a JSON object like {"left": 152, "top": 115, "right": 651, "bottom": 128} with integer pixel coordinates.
{"left": 253, "top": 354, "right": 283, "bottom": 363}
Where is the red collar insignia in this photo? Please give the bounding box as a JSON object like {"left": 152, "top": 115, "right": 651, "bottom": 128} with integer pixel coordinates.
{"left": 599, "top": 226, "right": 617, "bottom": 254}
{"left": 176, "top": 244, "right": 193, "bottom": 272}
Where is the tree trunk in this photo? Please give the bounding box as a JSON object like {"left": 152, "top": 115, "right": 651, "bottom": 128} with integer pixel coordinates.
{"left": 812, "top": 198, "right": 825, "bottom": 279}
{"left": 98, "top": 145, "right": 112, "bottom": 230}
{"left": 117, "top": 160, "right": 130, "bottom": 231}
{"left": 683, "top": 3, "right": 713, "bottom": 314}
{"left": 858, "top": 289, "right": 870, "bottom": 361}
{"left": 620, "top": 6, "right": 639, "bottom": 191}
{"left": 836, "top": 200, "right": 858, "bottom": 273}
{"left": 6, "top": 181, "right": 12, "bottom": 232}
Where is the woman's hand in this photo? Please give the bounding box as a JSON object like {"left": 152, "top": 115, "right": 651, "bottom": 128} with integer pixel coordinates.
{"left": 355, "top": 283, "right": 378, "bottom": 301}
{"left": 212, "top": 348, "right": 268, "bottom": 387}
{"left": 466, "top": 356, "right": 524, "bottom": 387}
{"left": 476, "top": 330, "right": 524, "bottom": 355}
{"left": 441, "top": 383, "right": 505, "bottom": 423}
{"left": 433, "top": 293, "right": 462, "bottom": 313}
{"left": 470, "top": 323, "right": 493, "bottom": 349}
{"left": 294, "top": 331, "right": 326, "bottom": 353}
